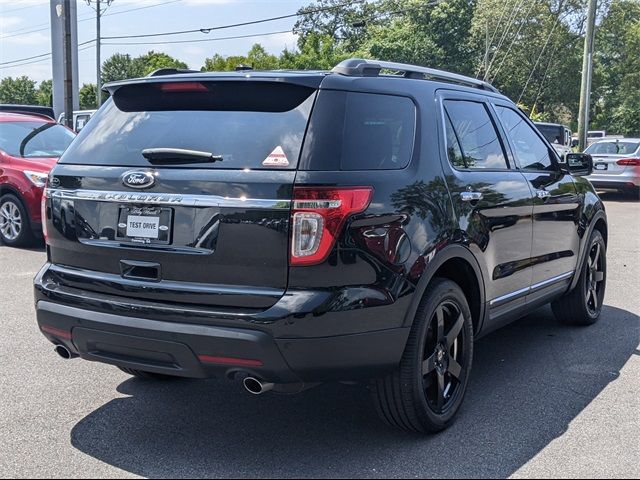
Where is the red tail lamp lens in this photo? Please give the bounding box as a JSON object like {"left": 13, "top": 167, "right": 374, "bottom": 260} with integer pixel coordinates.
{"left": 159, "top": 82, "right": 208, "bottom": 93}
{"left": 616, "top": 158, "right": 640, "bottom": 167}
{"left": 290, "top": 187, "right": 373, "bottom": 266}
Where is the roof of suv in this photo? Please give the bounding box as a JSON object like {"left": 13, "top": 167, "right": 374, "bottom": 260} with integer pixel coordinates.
{"left": 0, "top": 112, "right": 56, "bottom": 123}
{"left": 103, "top": 58, "right": 508, "bottom": 101}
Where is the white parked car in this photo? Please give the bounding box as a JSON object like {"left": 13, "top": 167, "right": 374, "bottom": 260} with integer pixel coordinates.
{"left": 585, "top": 138, "right": 640, "bottom": 196}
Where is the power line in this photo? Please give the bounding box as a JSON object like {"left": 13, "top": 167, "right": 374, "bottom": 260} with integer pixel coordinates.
{"left": 1, "top": 0, "right": 362, "bottom": 65}
{"left": 101, "top": 0, "right": 366, "bottom": 40}
{"left": 517, "top": 16, "right": 563, "bottom": 104}
{"left": 101, "top": 29, "right": 293, "bottom": 46}
{"left": 483, "top": 0, "right": 527, "bottom": 81}
{"left": 487, "top": 0, "right": 538, "bottom": 83}
{"left": 0, "top": 39, "right": 96, "bottom": 67}
{"left": 0, "top": 0, "right": 183, "bottom": 39}
{"left": 0, "top": 44, "right": 96, "bottom": 70}
{"left": 475, "top": 0, "right": 514, "bottom": 78}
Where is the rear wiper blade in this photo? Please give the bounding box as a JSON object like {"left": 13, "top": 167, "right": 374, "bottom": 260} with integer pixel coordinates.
{"left": 141, "top": 148, "right": 223, "bottom": 165}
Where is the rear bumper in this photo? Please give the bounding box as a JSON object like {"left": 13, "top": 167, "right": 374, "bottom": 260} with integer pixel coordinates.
{"left": 35, "top": 266, "right": 411, "bottom": 383}
{"left": 588, "top": 172, "right": 640, "bottom": 189}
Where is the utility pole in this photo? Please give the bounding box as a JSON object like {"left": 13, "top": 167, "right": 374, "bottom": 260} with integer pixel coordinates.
{"left": 96, "top": 0, "right": 101, "bottom": 107}
{"left": 86, "top": 0, "right": 111, "bottom": 107}
{"left": 63, "top": 0, "right": 74, "bottom": 129}
{"left": 578, "top": 0, "right": 598, "bottom": 152}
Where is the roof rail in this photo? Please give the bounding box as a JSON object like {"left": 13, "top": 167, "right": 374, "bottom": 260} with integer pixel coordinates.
{"left": 331, "top": 58, "right": 500, "bottom": 93}
{"left": 147, "top": 68, "right": 201, "bottom": 77}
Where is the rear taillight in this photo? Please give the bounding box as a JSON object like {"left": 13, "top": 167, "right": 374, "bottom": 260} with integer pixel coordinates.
{"left": 616, "top": 158, "right": 640, "bottom": 166}
{"left": 290, "top": 187, "right": 373, "bottom": 266}
{"left": 41, "top": 187, "right": 49, "bottom": 244}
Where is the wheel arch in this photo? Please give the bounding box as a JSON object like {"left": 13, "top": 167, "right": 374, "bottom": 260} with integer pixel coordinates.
{"left": 403, "top": 245, "right": 486, "bottom": 336}
{"left": 569, "top": 209, "right": 608, "bottom": 291}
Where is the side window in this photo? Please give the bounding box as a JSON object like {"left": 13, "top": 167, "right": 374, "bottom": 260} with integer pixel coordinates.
{"left": 444, "top": 112, "right": 465, "bottom": 169}
{"left": 444, "top": 100, "right": 508, "bottom": 169}
{"left": 300, "top": 90, "right": 416, "bottom": 171}
{"left": 495, "top": 106, "right": 555, "bottom": 171}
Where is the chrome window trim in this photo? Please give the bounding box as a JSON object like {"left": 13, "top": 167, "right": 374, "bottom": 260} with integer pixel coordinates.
{"left": 45, "top": 188, "right": 291, "bottom": 210}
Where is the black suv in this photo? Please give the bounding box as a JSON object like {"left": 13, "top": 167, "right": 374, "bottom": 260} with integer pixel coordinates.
{"left": 35, "top": 59, "right": 607, "bottom": 433}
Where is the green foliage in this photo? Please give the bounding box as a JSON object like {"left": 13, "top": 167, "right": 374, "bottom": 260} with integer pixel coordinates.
{"left": 0, "top": 76, "right": 38, "bottom": 105}
{"left": 101, "top": 53, "right": 143, "bottom": 83}
{"left": 279, "top": 34, "right": 348, "bottom": 69}
{"left": 101, "top": 51, "right": 188, "bottom": 83}
{"left": 592, "top": 0, "right": 640, "bottom": 136}
{"left": 79, "top": 84, "right": 98, "bottom": 110}
{"left": 132, "top": 50, "right": 189, "bottom": 76}
{"left": 36, "top": 80, "right": 53, "bottom": 107}
{"left": 202, "top": 44, "right": 279, "bottom": 71}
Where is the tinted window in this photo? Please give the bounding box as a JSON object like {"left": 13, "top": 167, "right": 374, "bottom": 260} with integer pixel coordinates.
{"left": 300, "top": 91, "right": 416, "bottom": 171}
{"left": 60, "top": 82, "right": 316, "bottom": 169}
{"left": 496, "top": 106, "right": 554, "bottom": 171}
{"left": 444, "top": 100, "right": 508, "bottom": 169}
{"left": 444, "top": 112, "right": 465, "bottom": 168}
{"left": 586, "top": 141, "right": 640, "bottom": 155}
{"left": 0, "top": 121, "right": 75, "bottom": 158}
{"left": 535, "top": 124, "right": 564, "bottom": 145}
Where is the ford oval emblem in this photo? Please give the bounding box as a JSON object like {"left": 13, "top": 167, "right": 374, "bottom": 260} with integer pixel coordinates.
{"left": 122, "top": 171, "right": 155, "bottom": 189}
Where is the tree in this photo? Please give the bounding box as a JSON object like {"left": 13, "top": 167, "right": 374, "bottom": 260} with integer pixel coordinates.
{"left": 0, "top": 76, "right": 38, "bottom": 105}
{"left": 592, "top": 0, "right": 640, "bottom": 136}
{"left": 101, "top": 53, "right": 143, "bottom": 83}
{"left": 279, "top": 34, "right": 348, "bottom": 70}
{"left": 359, "top": 0, "right": 477, "bottom": 74}
{"left": 36, "top": 80, "right": 53, "bottom": 107}
{"left": 201, "top": 44, "right": 279, "bottom": 71}
{"left": 79, "top": 84, "right": 98, "bottom": 110}
{"left": 470, "top": 0, "right": 583, "bottom": 125}
{"left": 132, "top": 50, "right": 189, "bottom": 76}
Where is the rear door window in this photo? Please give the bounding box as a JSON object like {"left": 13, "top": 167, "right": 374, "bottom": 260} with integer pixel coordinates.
{"left": 59, "top": 81, "right": 316, "bottom": 170}
{"left": 300, "top": 90, "right": 416, "bottom": 171}
{"left": 444, "top": 100, "right": 508, "bottom": 169}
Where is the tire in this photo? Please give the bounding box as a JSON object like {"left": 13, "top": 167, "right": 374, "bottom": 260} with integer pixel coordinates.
{"left": 118, "top": 366, "right": 178, "bottom": 381}
{"left": 552, "top": 229, "right": 606, "bottom": 326}
{"left": 0, "top": 194, "right": 35, "bottom": 247}
{"left": 373, "top": 278, "right": 474, "bottom": 433}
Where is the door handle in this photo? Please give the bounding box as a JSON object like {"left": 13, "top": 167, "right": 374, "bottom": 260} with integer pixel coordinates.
{"left": 536, "top": 190, "right": 551, "bottom": 200}
{"left": 460, "top": 191, "right": 483, "bottom": 202}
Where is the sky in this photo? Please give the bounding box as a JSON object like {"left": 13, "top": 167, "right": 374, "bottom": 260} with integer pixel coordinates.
{"left": 0, "top": 0, "right": 313, "bottom": 85}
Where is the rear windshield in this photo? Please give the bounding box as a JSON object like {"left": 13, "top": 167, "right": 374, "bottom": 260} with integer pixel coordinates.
{"left": 60, "top": 81, "right": 316, "bottom": 169}
{"left": 586, "top": 141, "right": 640, "bottom": 155}
{"left": 535, "top": 124, "right": 564, "bottom": 145}
{"left": 0, "top": 121, "right": 75, "bottom": 158}
{"left": 300, "top": 90, "right": 416, "bottom": 171}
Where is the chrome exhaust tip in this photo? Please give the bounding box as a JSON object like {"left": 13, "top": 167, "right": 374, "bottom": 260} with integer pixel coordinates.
{"left": 54, "top": 345, "right": 73, "bottom": 360}
{"left": 243, "top": 377, "right": 274, "bottom": 395}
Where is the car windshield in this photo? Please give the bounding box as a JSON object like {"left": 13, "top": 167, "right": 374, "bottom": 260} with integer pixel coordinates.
{"left": 0, "top": 121, "right": 75, "bottom": 158}
{"left": 586, "top": 141, "right": 640, "bottom": 155}
{"left": 536, "top": 124, "right": 564, "bottom": 145}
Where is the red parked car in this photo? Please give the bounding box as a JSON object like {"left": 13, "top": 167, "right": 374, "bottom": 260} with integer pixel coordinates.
{"left": 0, "top": 112, "right": 75, "bottom": 246}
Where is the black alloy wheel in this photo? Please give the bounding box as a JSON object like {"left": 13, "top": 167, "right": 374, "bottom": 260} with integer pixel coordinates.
{"left": 373, "top": 278, "right": 474, "bottom": 433}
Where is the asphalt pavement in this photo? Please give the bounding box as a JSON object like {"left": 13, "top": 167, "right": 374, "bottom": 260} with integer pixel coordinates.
{"left": 0, "top": 192, "right": 638, "bottom": 479}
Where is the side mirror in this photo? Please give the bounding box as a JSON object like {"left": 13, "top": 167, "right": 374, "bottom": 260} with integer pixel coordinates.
{"left": 565, "top": 153, "right": 593, "bottom": 176}
{"left": 571, "top": 139, "right": 579, "bottom": 148}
